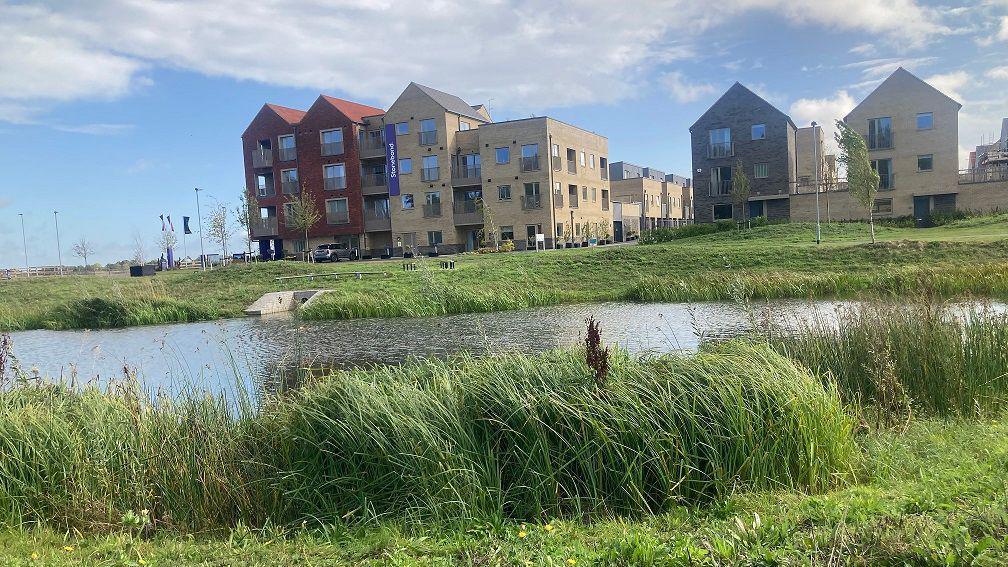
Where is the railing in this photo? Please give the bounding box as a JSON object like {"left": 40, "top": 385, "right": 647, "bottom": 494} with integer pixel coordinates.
{"left": 452, "top": 201, "right": 483, "bottom": 225}
{"left": 709, "top": 180, "right": 732, "bottom": 196}
{"left": 790, "top": 178, "right": 850, "bottom": 194}
{"left": 552, "top": 156, "right": 561, "bottom": 171}
{"left": 251, "top": 149, "right": 273, "bottom": 168}
{"left": 363, "top": 209, "right": 391, "bottom": 231}
{"left": 250, "top": 217, "right": 279, "bottom": 238}
{"left": 868, "top": 132, "right": 893, "bottom": 151}
{"left": 520, "top": 156, "right": 540, "bottom": 172}
{"left": 321, "top": 141, "right": 344, "bottom": 156}
{"left": 281, "top": 181, "right": 299, "bottom": 194}
{"left": 362, "top": 173, "right": 387, "bottom": 188}
{"left": 878, "top": 173, "right": 894, "bottom": 191}
{"left": 419, "top": 130, "right": 437, "bottom": 145}
{"left": 568, "top": 193, "right": 579, "bottom": 208}
{"left": 601, "top": 170, "right": 608, "bottom": 181}
{"left": 602, "top": 200, "right": 610, "bottom": 211}
{"left": 521, "top": 195, "right": 542, "bottom": 209}
{"left": 422, "top": 166, "right": 440, "bottom": 181}
{"left": 324, "top": 177, "right": 346, "bottom": 191}
{"left": 451, "top": 166, "right": 481, "bottom": 185}
{"left": 423, "top": 203, "right": 442, "bottom": 218}
{"left": 256, "top": 185, "right": 275, "bottom": 198}
{"left": 278, "top": 147, "right": 297, "bottom": 162}
{"left": 708, "top": 142, "right": 734, "bottom": 159}
{"left": 554, "top": 194, "right": 563, "bottom": 208}
{"left": 360, "top": 134, "right": 385, "bottom": 158}
{"left": 567, "top": 161, "right": 576, "bottom": 174}
{"left": 958, "top": 166, "right": 1008, "bottom": 185}
{"left": 327, "top": 210, "right": 350, "bottom": 225}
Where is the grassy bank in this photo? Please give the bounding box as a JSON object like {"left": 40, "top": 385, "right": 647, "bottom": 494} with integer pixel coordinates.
{"left": 2, "top": 215, "right": 1008, "bottom": 331}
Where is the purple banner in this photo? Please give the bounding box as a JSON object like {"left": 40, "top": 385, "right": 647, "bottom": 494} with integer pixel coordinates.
{"left": 384, "top": 123, "right": 400, "bottom": 197}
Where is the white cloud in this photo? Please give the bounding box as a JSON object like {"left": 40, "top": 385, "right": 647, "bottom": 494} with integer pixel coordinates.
{"left": 1000, "top": 15, "right": 1008, "bottom": 40}
{"left": 987, "top": 66, "right": 1008, "bottom": 80}
{"left": 660, "top": 72, "right": 717, "bottom": 103}
{"left": 848, "top": 43, "right": 875, "bottom": 55}
{"left": 925, "top": 70, "right": 970, "bottom": 102}
{"left": 789, "top": 90, "right": 857, "bottom": 144}
{"left": 842, "top": 57, "right": 938, "bottom": 80}
{"left": 52, "top": 123, "right": 134, "bottom": 135}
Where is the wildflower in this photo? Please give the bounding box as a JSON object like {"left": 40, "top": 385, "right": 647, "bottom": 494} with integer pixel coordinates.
{"left": 518, "top": 531, "right": 527, "bottom": 539}
{"left": 544, "top": 523, "right": 554, "bottom": 532}
{"left": 63, "top": 546, "right": 74, "bottom": 552}
{"left": 31, "top": 553, "right": 38, "bottom": 560}
{"left": 568, "top": 559, "right": 577, "bottom": 566}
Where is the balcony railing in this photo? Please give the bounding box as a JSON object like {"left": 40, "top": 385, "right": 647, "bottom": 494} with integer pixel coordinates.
{"left": 554, "top": 194, "right": 563, "bottom": 208}
{"left": 567, "top": 161, "right": 576, "bottom": 174}
{"left": 601, "top": 170, "right": 608, "bottom": 181}
{"left": 790, "top": 178, "right": 850, "bottom": 194}
{"left": 362, "top": 172, "right": 387, "bottom": 188}
{"left": 521, "top": 195, "right": 542, "bottom": 210}
{"left": 451, "top": 166, "right": 481, "bottom": 185}
{"left": 568, "top": 193, "right": 579, "bottom": 208}
{"left": 327, "top": 210, "right": 350, "bottom": 225}
{"left": 709, "top": 180, "right": 732, "bottom": 196}
{"left": 602, "top": 200, "right": 610, "bottom": 211}
{"left": 422, "top": 166, "right": 440, "bottom": 181}
{"left": 278, "top": 147, "right": 297, "bottom": 162}
{"left": 552, "top": 156, "right": 561, "bottom": 171}
{"left": 324, "top": 177, "right": 346, "bottom": 191}
{"left": 423, "top": 202, "right": 442, "bottom": 218}
{"left": 959, "top": 166, "right": 1008, "bottom": 185}
{"left": 256, "top": 185, "right": 275, "bottom": 198}
{"left": 708, "top": 142, "right": 734, "bottom": 159}
{"left": 868, "top": 133, "right": 894, "bottom": 151}
{"left": 452, "top": 200, "right": 483, "bottom": 225}
{"left": 360, "top": 134, "right": 385, "bottom": 158}
{"left": 363, "top": 209, "right": 391, "bottom": 232}
{"left": 251, "top": 149, "right": 273, "bottom": 168}
{"left": 878, "top": 173, "right": 894, "bottom": 191}
{"left": 321, "top": 141, "right": 344, "bottom": 156}
{"left": 419, "top": 130, "right": 437, "bottom": 145}
{"left": 281, "top": 180, "right": 299, "bottom": 195}
{"left": 250, "top": 217, "right": 278, "bottom": 238}
{"left": 520, "top": 156, "right": 540, "bottom": 172}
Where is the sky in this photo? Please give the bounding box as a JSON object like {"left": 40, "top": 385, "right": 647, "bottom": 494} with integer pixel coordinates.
{"left": 0, "top": 0, "right": 1006, "bottom": 267}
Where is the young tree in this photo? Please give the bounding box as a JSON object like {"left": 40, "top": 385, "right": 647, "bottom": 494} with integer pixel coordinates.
{"left": 71, "top": 236, "right": 95, "bottom": 268}
{"left": 208, "top": 204, "right": 236, "bottom": 262}
{"left": 835, "top": 119, "right": 881, "bottom": 243}
{"left": 286, "top": 181, "right": 322, "bottom": 262}
{"left": 731, "top": 160, "right": 752, "bottom": 227}
{"left": 478, "top": 197, "right": 498, "bottom": 250}
{"left": 159, "top": 229, "right": 178, "bottom": 256}
{"left": 236, "top": 188, "right": 257, "bottom": 259}
{"left": 131, "top": 233, "right": 146, "bottom": 265}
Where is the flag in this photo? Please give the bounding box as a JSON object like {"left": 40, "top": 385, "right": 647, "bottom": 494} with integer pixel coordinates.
{"left": 167, "top": 215, "right": 175, "bottom": 232}
{"left": 183, "top": 216, "right": 192, "bottom": 235}
{"left": 160, "top": 214, "right": 165, "bottom": 231}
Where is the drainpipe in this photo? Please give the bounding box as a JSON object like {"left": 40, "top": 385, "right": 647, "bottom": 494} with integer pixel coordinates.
{"left": 548, "top": 133, "right": 557, "bottom": 248}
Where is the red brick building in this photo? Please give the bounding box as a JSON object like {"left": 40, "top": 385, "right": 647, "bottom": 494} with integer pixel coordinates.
{"left": 241, "top": 96, "right": 384, "bottom": 259}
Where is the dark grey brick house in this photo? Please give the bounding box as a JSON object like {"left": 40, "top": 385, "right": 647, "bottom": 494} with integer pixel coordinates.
{"left": 689, "top": 83, "right": 797, "bottom": 223}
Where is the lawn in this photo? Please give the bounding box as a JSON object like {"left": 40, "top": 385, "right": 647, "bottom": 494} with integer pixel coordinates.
{"left": 2, "top": 215, "right": 1007, "bottom": 331}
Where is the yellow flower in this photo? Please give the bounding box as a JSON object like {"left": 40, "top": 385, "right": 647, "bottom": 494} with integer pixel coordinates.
{"left": 568, "top": 559, "right": 577, "bottom": 566}
{"left": 63, "top": 546, "right": 74, "bottom": 552}
{"left": 139, "top": 560, "right": 148, "bottom": 565}
{"left": 31, "top": 553, "right": 38, "bottom": 560}
{"left": 518, "top": 530, "right": 527, "bottom": 539}
{"left": 544, "top": 523, "right": 554, "bottom": 532}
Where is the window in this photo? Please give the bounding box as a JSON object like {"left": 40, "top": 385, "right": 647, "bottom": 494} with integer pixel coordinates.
{"left": 400, "top": 232, "right": 417, "bottom": 247}
{"left": 320, "top": 129, "right": 343, "bottom": 156}
{"left": 256, "top": 173, "right": 274, "bottom": 197}
{"left": 523, "top": 182, "right": 541, "bottom": 208}
{"left": 551, "top": 144, "right": 559, "bottom": 157}
{"left": 521, "top": 144, "right": 540, "bottom": 171}
{"left": 325, "top": 198, "right": 349, "bottom": 225}
{"left": 419, "top": 118, "right": 437, "bottom": 145}
{"left": 590, "top": 154, "right": 595, "bottom": 169}
{"left": 579, "top": 151, "right": 586, "bottom": 167}
{"left": 582, "top": 186, "right": 588, "bottom": 200}
{"left": 751, "top": 124, "right": 766, "bottom": 140}
{"left": 917, "top": 154, "right": 933, "bottom": 171}
{"left": 459, "top": 121, "right": 470, "bottom": 131}
{"left": 713, "top": 203, "right": 733, "bottom": 220}
{"left": 278, "top": 135, "right": 296, "bottom": 161}
{"left": 591, "top": 187, "right": 597, "bottom": 202}
{"left": 754, "top": 163, "right": 769, "bottom": 179}
{"left": 422, "top": 155, "right": 439, "bottom": 181}
{"left": 709, "top": 128, "right": 732, "bottom": 157}
{"left": 871, "top": 158, "right": 893, "bottom": 190}
{"left": 498, "top": 184, "right": 511, "bottom": 200}
{"left": 749, "top": 201, "right": 765, "bottom": 219}
{"left": 399, "top": 158, "right": 413, "bottom": 174}
{"left": 916, "top": 112, "right": 933, "bottom": 130}
{"left": 495, "top": 147, "right": 510, "bottom": 164}
{"left": 283, "top": 202, "right": 295, "bottom": 226}
{"left": 427, "top": 230, "right": 443, "bottom": 246}
{"left": 402, "top": 193, "right": 414, "bottom": 209}
{"left": 556, "top": 223, "right": 564, "bottom": 237}
{"left": 323, "top": 163, "right": 346, "bottom": 190}
{"left": 867, "top": 117, "right": 892, "bottom": 150}
{"left": 873, "top": 198, "right": 893, "bottom": 214}
{"left": 501, "top": 226, "right": 514, "bottom": 241}
{"left": 395, "top": 122, "right": 409, "bottom": 135}
{"left": 526, "top": 224, "right": 542, "bottom": 241}
{"left": 281, "top": 168, "right": 299, "bottom": 194}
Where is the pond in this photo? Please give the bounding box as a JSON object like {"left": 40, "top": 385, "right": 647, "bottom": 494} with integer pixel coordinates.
{"left": 5, "top": 300, "right": 852, "bottom": 397}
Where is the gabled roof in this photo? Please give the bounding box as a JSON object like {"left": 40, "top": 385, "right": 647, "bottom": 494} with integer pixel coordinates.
{"left": 319, "top": 95, "right": 385, "bottom": 123}
{"left": 411, "top": 82, "right": 488, "bottom": 122}
{"left": 265, "top": 103, "right": 306, "bottom": 125}
{"left": 689, "top": 82, "right": 796, "bottom": 132}
{"left": 845, "top": 67, "right": 962, "bottom": 120}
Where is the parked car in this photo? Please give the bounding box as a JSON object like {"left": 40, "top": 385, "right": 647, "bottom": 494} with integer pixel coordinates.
{"left": 312, "top": 243, "right": 356, "bottom": 262}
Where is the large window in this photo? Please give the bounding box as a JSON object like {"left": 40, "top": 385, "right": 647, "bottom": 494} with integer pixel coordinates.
{"left": 495, "top": 146, "right": 510, "bottom": 164}
{"left": 579, "top": 151, "right": 586, "bottom": 167}
{"left": 419, "top": 119, "right": 437, "bottom": 145}
{"left": 320, "top": 129, "right": 343, "bottom": 156}
{"left": 399, "top": 158, "right": 413, "bottom": 174}
{"left": 709, "top": 128, "right": 732, "bottom": 157}
{"left": 916, "top": 112, "right": 933, "bottom": 130}
{"left": 427, "top": 230, "right": 443, "bottom": 246}
{"left": 500, "top": 225, "right": 514, "bottom": 241}
{"left": 278, "top": 135, "right": 296, "bottom": 161}
{"left": 256, "top": 173, "right": 274, "bottom": 197}
{"left": 917, "top": 154, "right": 933, "bottom": 172}
{"left": 424, "top": 191, "right": 442, "bottom": 217}
{"left": 395, "top": 122, "right": 409, "bottom": 135}
{"left": 872, "top": 198, "right": 893, "bottom": 214}
{"left": 323, "top": 163, "right": 346, "bottom": 191}
{"left": 325, "top": 198, "right": 349, "bottom": 225}
{"left": 871, "top": 158, "right": 893, "bottom": 190}
{"left": 281, "top": 168, "right": 299, "bottom": 194}
{"left": 867, "top": 117, "right": 893, "bottom": 150}
{"left": 521, "top": 144, "right": 540, "bottom": 171}
{"left": 523, "top": 182, "right": 541, "bottom": 209}
{"left": 713, "top": 203, "right": 733, "bottom": 220}
{"left": 751, "top": 124, "right": 766, "bottom": 140}
{"left": 422, "top": 155, "right": 439, "bottom": 181}
{"left": 459, "top": 120, "right": 470, "bottom": 131}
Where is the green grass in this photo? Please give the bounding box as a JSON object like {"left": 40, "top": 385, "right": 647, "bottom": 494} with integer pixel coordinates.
{"left": 2, "top": 215, "right": 1008, "bottom": 331}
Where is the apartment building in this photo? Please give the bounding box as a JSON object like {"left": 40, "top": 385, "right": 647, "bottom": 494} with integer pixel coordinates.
{"left": 689, "top": 82, "right": 798, "bottom": 223}
{"left": 241, "top": 96, "right": 385, "bottom": 258}
{"left": 357, "top": 83, "right": 611, "bottom": 254}
{"left": 608, "top": 161, "right": 693, "bottom": 229}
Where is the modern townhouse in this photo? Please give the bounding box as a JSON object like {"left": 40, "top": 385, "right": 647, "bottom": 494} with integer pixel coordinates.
{"left": 689, "top": 82, "right": 798, "bottom": 223}
{"left": 241, "top": 96, "right": 384, "bottom": 259}
{"left": 608, "top": 161, "right": 693, "bottom": 229}
{"left": 665, "top": 174, "right": 694, "bottom": 221}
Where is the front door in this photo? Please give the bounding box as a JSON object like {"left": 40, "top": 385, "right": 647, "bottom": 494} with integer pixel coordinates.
{"left": 913, "top": 196, "right": 931, "bottom": 227}
{"left": 614, "top": 220, "right": 624, "bottom": 242}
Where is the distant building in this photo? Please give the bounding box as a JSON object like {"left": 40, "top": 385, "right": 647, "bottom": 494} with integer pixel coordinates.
{"left": 608, "top": 161, "right": 693, "bottom": 229}
{"left": 609, "top": 161, "right": 666, "bottom": 181}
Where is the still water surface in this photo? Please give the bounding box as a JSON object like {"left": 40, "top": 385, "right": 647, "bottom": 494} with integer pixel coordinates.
{"left": 8, "top": 300, "right": 848, "bottom": 396}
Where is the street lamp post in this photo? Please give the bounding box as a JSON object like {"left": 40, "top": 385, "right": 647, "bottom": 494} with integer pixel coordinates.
{"left": 195, "top": 187, "right": 206, "bottom": 271}
{"left": 54, "top": 210, "right": 64, "bottom": 275}
{"left": 19, "top": 213, "right": 28, "bottom": 277}
{"left": 812, "top": 121, "right": 822, "bottom": 245}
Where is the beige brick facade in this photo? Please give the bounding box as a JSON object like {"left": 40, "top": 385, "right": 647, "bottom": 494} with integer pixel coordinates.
{"left": 609, "top": 176, "right": 691, "bottom": 229}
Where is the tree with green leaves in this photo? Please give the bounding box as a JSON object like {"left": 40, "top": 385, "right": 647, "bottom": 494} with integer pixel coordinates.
{"left": 731, "top": 160, "right": 751, "bottom": 228}
{"left": 835, "top": 119, "right": 881, "bottom": 243}
{"left": 236, "top": 188, "right": 257, "bottom": 259}
{"left": 478, "top": 196, "right": 498, "bottom": 250}
{"left": 287, "top": 182, "right": 323, "bottom": 262}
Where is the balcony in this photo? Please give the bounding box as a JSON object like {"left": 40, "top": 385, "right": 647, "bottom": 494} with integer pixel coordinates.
{"left": 281, "top": 180, "right": 299, "bottom": 195}
{"left": 552, "top": 156, "right": 561, "bottom": 171}
{"left": 324, "top": 177, "right": 346, "bottom": 192}
{"left": 423, "top": 202, "right": 442, "bottom": 218}
{"left": 418, "top": 130, "right": 437, "bottom": 146}
{"left": 278, "top": 147, "right": 297, "bottom": 162}
{"left": 554, "top": 194, "right": 563, "bottom": 208}
{"left": 362, "top": 172, "right": 388, "bottom": 195}
{"left": 422, "top": 166, "right": 440, "bottom": 182}
{"left": 709, "top": 180, "right": 732, "bottom": 196}
{"left": 601, "top": 170, "right": 608, "bottom": 181}
{"left": 360, "top": 134, "right": 385, "bottom": 159}
{"left": 568, "top": 193, "right": 579, "bottom": 208}
{"left": 708, "top": 142, "right": 734, "bottom": 159}
{"left": 453, "top": 200, "right": 483, "bottom": 225}
{"left": 521, "top": 195, "right": 542, "bottom": 210}
{"left": 255, "top": 185, "right": 275, "bottom": 198}
{"left": 451, "top": 165, "right": 481, "bottom": 186}
{"left": 326, "top": 210, "right": 350, "bottom": 225}
{"left": 251, "top": 149, "right": 273, "bottom": 168}
{"left": 959, "top": 166, "right": 1008, "bottom": 185}
{"left": 602, "top": 200, "right": 610, "bottom": 211}
{"left": 250, "top": 217, "right": 278, "bottom": 238}
{"left": 321, "top": 141, "right": 344, "bottom": 157}
{"left": 520, "top": 156, "right": 540, "bottom": 172}
{"left": 567, "top": 161, "right": 577, "bottom": 175}
{"left": 364, "top": 209, "right": 391, "bottom": 232}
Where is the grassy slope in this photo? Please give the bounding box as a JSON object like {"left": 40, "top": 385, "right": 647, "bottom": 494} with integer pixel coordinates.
{"left": 3, "top": 216, "right": 1008, "bottom": 331}
{"left": 2, "top": 416, "right": 1005, "bottom": 566}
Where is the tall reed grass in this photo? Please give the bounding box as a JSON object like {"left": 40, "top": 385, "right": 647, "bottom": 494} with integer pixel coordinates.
{"left": 0, "top": 342, "right": 854, "bottom": 533}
